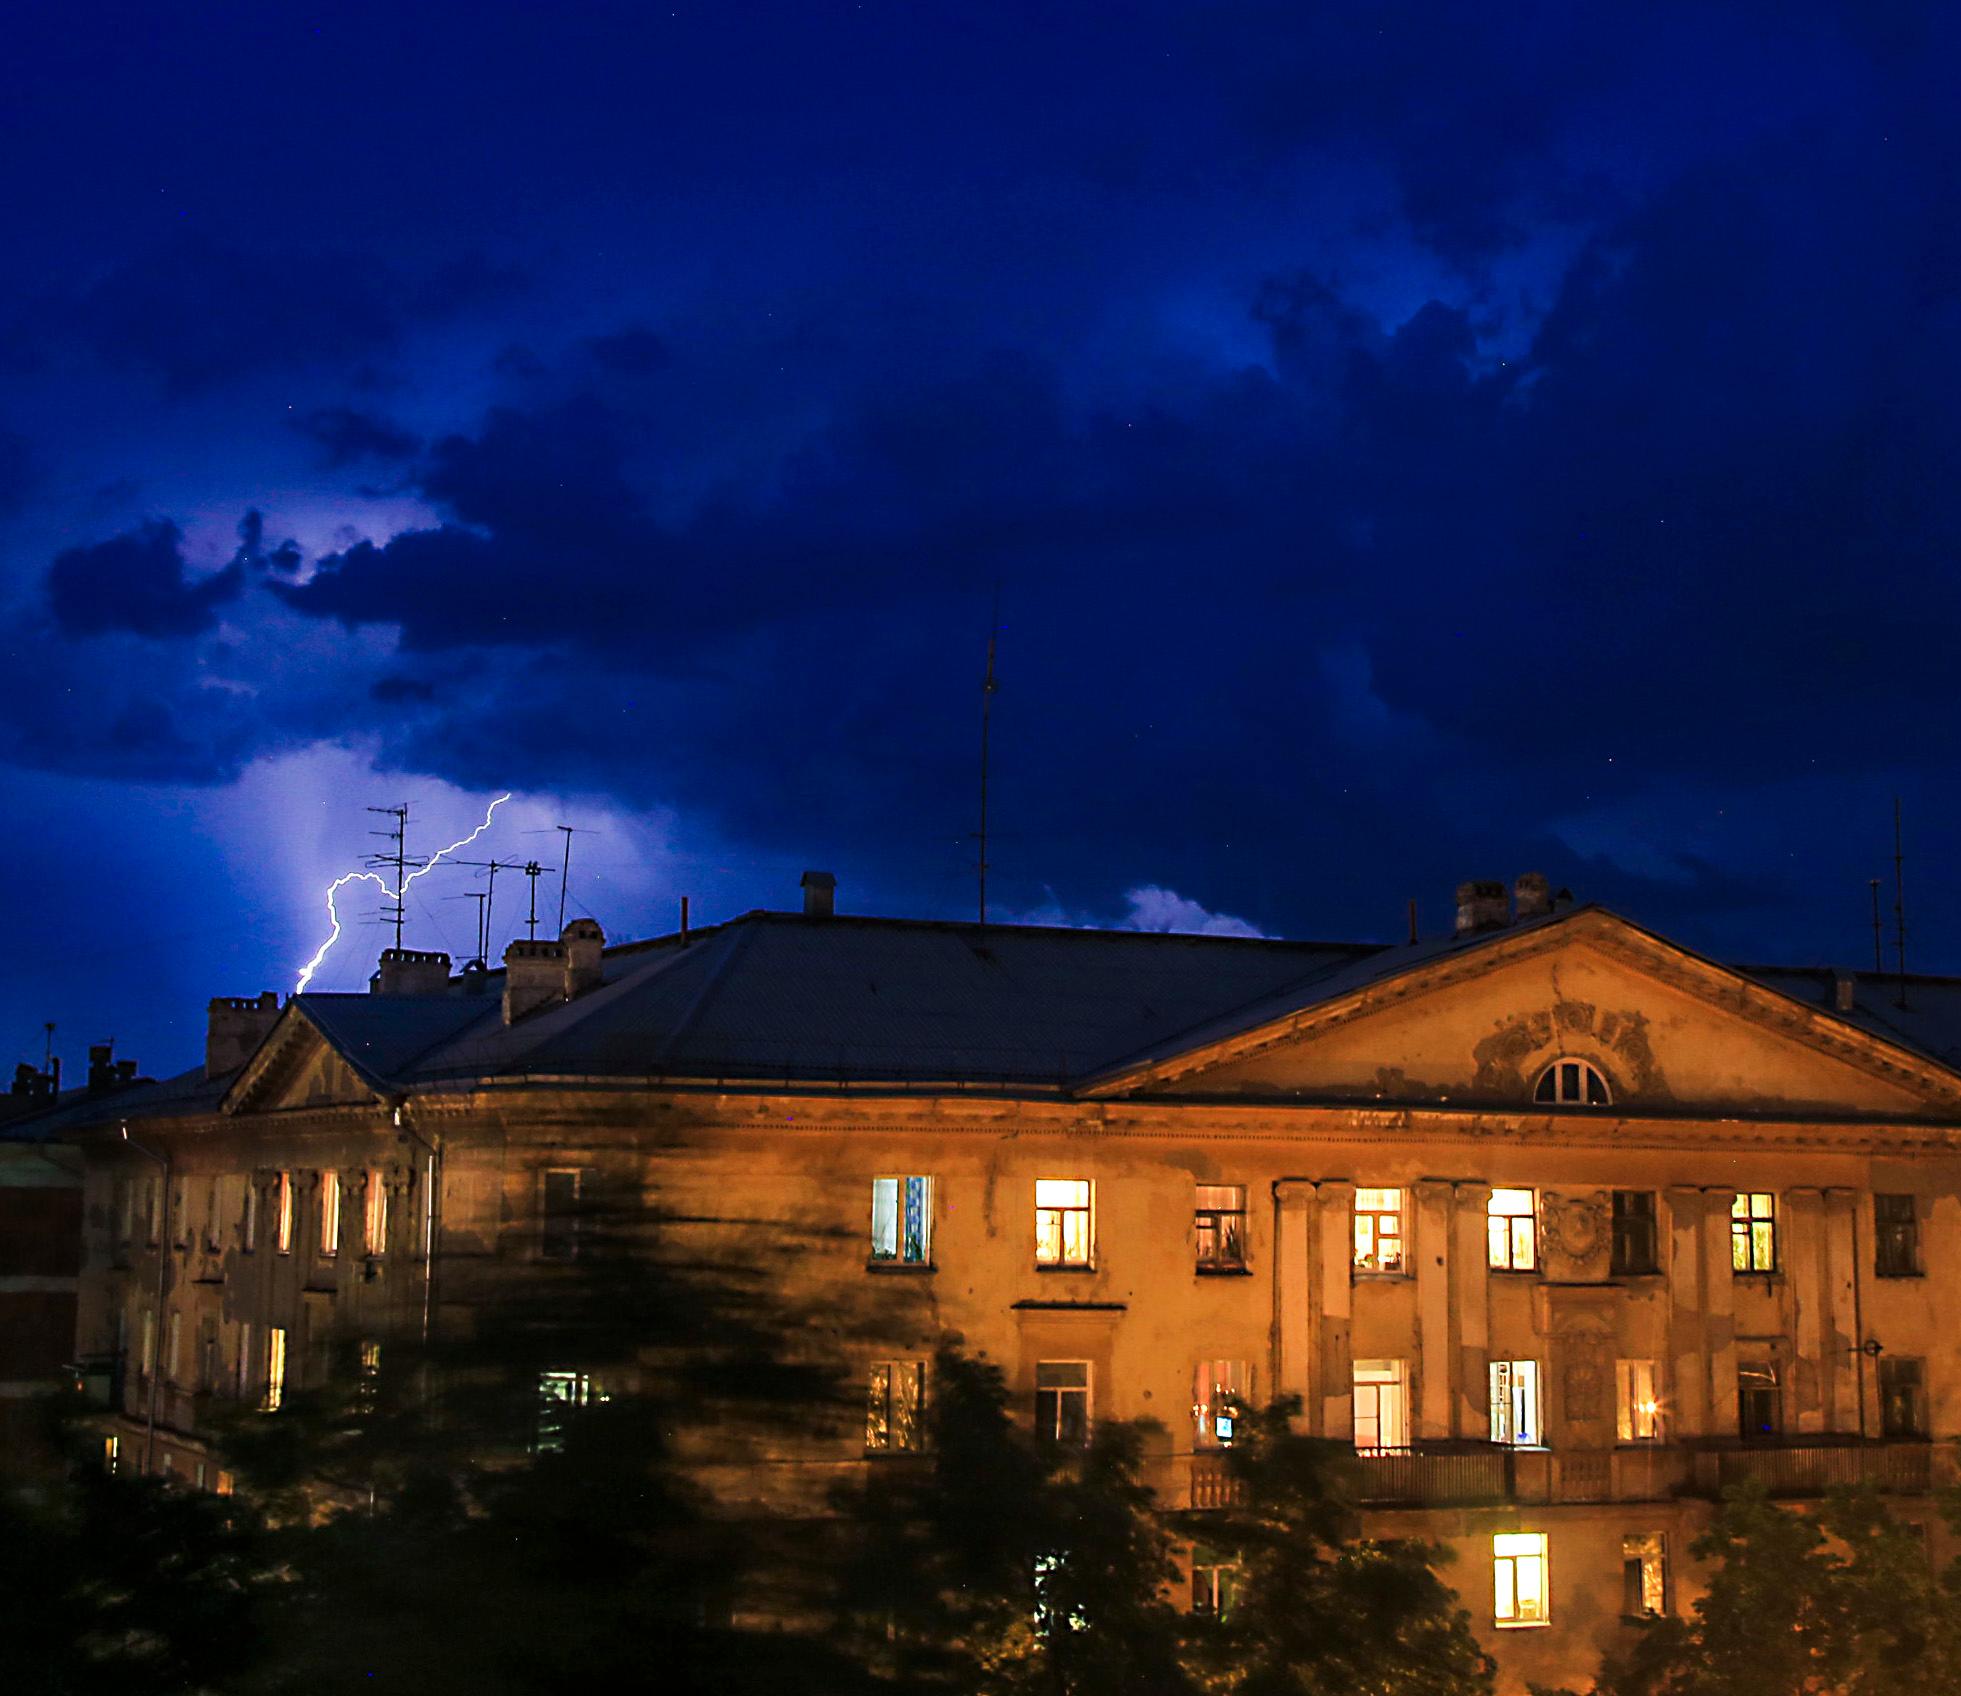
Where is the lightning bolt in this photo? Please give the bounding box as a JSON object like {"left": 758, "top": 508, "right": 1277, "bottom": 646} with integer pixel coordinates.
{"left": 294, "top": 794, "right": 513, "bottom": 993}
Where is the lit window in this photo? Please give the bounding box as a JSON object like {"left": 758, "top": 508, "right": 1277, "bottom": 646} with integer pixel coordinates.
{"left": 1195, "top": 1184, "right": 1246, "bottom": 1270}
{"left": 1621, "top": 1534, "right": 1666, "bottom": 1618}
{"left": 1880, "top": 1357, "right": 1927, "bottom": 1439}
{"left": 1488, "top": 1189, "right": 1537, "bottom": 1271}
{"left": 871, "top": 1176, "right": 933, "bottom": 1264}
{"left": 866, "top": 1360, "right": 926, "bottom": 1451}
{"left": 355, "top": 1340, "right": 382, "bottom": 1413}
{"left": 364, "top": 1169, "right": 388, "bottom": 1255}
{"left": 1875, "top": 1194, "right": 1919, "bottom": 1277}
{"left": 139, "top": 1308, "right": 156, "bottom": 1379}
{"left": 1190, "top": 1544, "right": 1238, "bottom": 1618}
{"left": 1035, "top": 1360, "right": 1090, "bottom": 1445}
{"left": 1731, "top": 1193, "right": 1776, "bottom": 1273}
{"left": 103, "top": 1434, "right": 119, "bottom": 1474}
{"left": 319, "top": 1171, "right": 340, "bottom": 1257}
{"left": 1353, "top": 1359, "right": 1408, "bottom": 1452}
{"left": 1616, "top": 1360, "right": 1662, "bottom": 1442}
{"left": 541, "top": 1169, "right": 581, "bottom": 1261}
{"left": 1035, "top": 1180, "right": 1093, "bottom": 1268}
{"left": 1494, "top": 1532, "right": 1549, "bottom": 1627}
{"left": 1193, "top": 1360, "right": 1247, "bottom": 1448}
{"left": 275, "top": 1171, "right": 293, "bottom": 1254}
{"left": 1489, "top": 1360, "right": 1541, "bottom": 1446}
{"left": 1611, "top": 1190, "right": 1659, "bottom": 1274}
{"left": 1534, "top": 1059, "right": 1610, "bottom": 1105}
{"left": 1738, "top": 1361, "right": 1780, "bottom": 1440}
{"left": 264, "top": 1327, "right": 287, "bottom": 1413}
{"left": 215, "top": 1469, "right": 235, "bottom": 1495}
{"left": 165, "top": 1311, "right": 182, "bottom": 1385}
{"left": 1354, "top": 1188, "right": 1406, "bottom": 1273}
{"left": 537, "top": 1369, "right": 597, "bottom": 1453}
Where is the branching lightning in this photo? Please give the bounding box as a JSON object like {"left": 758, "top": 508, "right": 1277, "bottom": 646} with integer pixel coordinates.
{"left": 295, "top": 793, "right": 513, "bottom": 993}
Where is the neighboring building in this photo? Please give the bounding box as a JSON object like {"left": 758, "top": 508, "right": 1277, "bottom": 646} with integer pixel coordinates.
{"left": 55, "top": 875, "right": 1961, "bottom": 1691}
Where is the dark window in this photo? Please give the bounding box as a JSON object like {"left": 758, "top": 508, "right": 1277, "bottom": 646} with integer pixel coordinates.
{"left": 1881, "top": 1357, "right": 1927, "bottom": 1439}
{"left": 1035, "top": 1361, "right": 1090, "bottom": 1445}
{"left": 1611, "top": 1191, "right": 1660, "bottom": 1275}
{"left": 1535, "top": 1059, "right": 1611, "bottom": 1105}
{"left": 541, "top": 1169, "right": 581, "bottom": 1261}
{"left": 1195, "top": 1185, "right": 1247, "bottom": 1270}
{"left": 1738, "top": 1362, "right": 1780, "bottom": 1440}
{"left": 1875, "top": 1195, "right": 1919, "bottom": 1277}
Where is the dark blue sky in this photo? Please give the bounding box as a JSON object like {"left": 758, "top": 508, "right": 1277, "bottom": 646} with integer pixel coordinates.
{"left": 6, "top": 1, "right": 1960, "bottom": 1075}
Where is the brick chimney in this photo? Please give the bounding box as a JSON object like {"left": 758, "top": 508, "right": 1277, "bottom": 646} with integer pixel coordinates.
{"left": 1454, "top": 880, "right": 1509, "bottom": 936}
{"left": 801, "top": 869, "right": 837, "bottom": 917}
{"left": 503, "top": 938, "right": 567, "bottom": 1023}
{"left": 371, "top": 948, "right": 454, "bottom": 996}
{"left": 1514, "top": 871, "right": 1553, "bottom": 921}
{"left": 206, "top": 991, "right": 281, "bottom": 1079}
{"left": 562, "top": 918, "right": 605, "bottom": 999}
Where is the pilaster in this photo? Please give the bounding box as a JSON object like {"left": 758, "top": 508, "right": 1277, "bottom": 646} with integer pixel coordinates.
{"left": 1666, "top": 1187, "right": 1707, "bottom": 1437}
{"left": 1702, "top": 1186, "right": 1738, "bottom": 1440}
{"left": 1822, "top": 1188, "right": 1864, "bottom": 1434}
{"left": 1452, "top": 1181, "right": 1490, "bottom": 1438}
{"left": 1785, "top": 1187, "right": 1826, "bottom": 1432}
{"left": 1315, "top": 1179, "right": 1355, "bottom": 1440}
{"left": 1273, "top": 1181, "right": 1315, "bottom": 1419}
{"left": 1414, "top": 1180, "right": 1454, "bottom": 1440}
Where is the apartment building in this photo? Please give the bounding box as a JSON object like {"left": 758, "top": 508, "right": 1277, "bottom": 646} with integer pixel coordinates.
{"left": 55, "top": 875, "right": 1961, "bottom": 1691}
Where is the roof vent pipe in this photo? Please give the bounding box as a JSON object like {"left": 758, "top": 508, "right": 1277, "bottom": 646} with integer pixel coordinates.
{"left": 1514, "top": 871, "right": 1553, "bottom": 920}
{"left": 1834, "top": 971, "right": 1857, "bottom": 1013}
{"left": 801, "top": 870, "right": 837, "bottom": 918}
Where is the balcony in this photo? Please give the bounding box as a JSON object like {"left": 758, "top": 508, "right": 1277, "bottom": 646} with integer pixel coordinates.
{"left": 1689, "top": 1438, "right": 1933, "bottom": 1497}
{"left": 1354, "top": 1443, "right": 1516, "bottom": 1506}
{"left": 1188, "top": 1453, "right": 1246, "bottom": 1509}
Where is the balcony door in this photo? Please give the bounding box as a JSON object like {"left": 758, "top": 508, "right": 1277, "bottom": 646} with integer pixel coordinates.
{"left": 1354, "top": 1359, "right": 1409, "bottom": 1452}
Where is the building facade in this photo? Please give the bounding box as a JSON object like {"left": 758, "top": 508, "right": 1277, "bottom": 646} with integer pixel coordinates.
{"left": 58, "top": 877, "right": 1961, "bottom": 1691}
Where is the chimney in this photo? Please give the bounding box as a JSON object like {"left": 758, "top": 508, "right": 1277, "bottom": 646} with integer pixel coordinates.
{"left": 1514, "top": 871, "right": 1553, "bottom": 921}
{"left": 87, "top": 1042, "right": 115, "bottom": 1092}
{"left": 801, "top": 870, "right": 837, "bottom": 918}
{"left": 1454, "top": 880, "right": 1509, "bottom": 936}
{"left": 503, "top": 938, "right": 567, "bottom": 1024}
{"left": 1834, "top": 970, "right": 1857, "bottom": 1013}
{"left": 561, "top": 918, "right": 605, "bottom": 1000}
{"left": 372, "top": 948, "right": 454, "bottom": 996}
{"left": 206, "top": 992, "right": 281, "bottom": 1079}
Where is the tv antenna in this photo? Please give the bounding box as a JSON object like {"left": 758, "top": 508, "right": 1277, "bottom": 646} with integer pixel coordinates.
{"left": 552, "top": 824, "right": 597, "bottom": 931}
{"left": 974, "top": 590, "right": 1000, "bottom": 925}
{"left": 365, "top": 804, "right": 424, "bottom": 951}
{"left": 452, "top": 857, "right": 516, "bottom": 961}
{"left": 522, "top": 861, "right": 546, "bottom": 940}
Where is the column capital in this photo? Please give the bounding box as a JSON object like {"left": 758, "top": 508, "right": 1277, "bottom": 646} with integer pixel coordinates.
{"left": 1452, "top": 1179, "right": 1492, "bottom": 1208}
{"left": 1413, "top": 1178, "right": 1454, "bottom": 1205}
{"left": 1783, "top": 1185, "right": 1824, "bottom": 1203}
{"left": 1274, "top": 1179, "right": 1317, "bottom": 1209}
{"left": 1315, "top": 1179, "right": 1356, "bottom": 1204}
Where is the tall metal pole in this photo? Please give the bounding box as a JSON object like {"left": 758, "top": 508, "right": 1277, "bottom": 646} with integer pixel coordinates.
{"left": 556, "top": 826, "right": 575, "bottom": 933}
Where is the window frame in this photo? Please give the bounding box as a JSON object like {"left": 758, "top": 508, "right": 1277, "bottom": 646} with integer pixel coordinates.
{"left": 263, "top": 1326, "right": 287, "bottom": 1413}
{"left": 1353, "top": 1358, "right": 1409, "bottom": 1452}
{"left": 1610, "top": 1190, "right": 1660, "bottom": 1275}
{"left": 1034, "top": 1359, "right": 1091, "bottom": 1445}
{"left": 1193, "top": 1359, "right": 1248, "bottom": 1449}
{"left": 1875, "top": 1194, "right": 1920, "bottom": 1278}
{"left": 1353, "top": 1187, "right": 1407, "bottom": 1275}
{"left": 866, "top": 1358, "right": 928, "bottom": 1453}
{"left": 1487, "top": 1188, "right": 1538, "bottom": 1272}
{"left": 1189, "top": 1544, "right": 1238, "bottom": 1619}
{"left": 363, "top": 1168, "right": 388, "bottom": 1257}
{"left": 1621, "top": 1533, "right": 1668, "bottom": 1619}
{"left": 1493, "top": 1532, "right": 1550, "bottom": 1628}
{"left": 1730, "top": 1192, "right": 1777, "bottom": 1275}
{"left": 1737, "top": 1360, "right": 1781, "bottom": 1441}
{"left": 1880, "top": 1356, "right": 1928, "bottom": 1440}
{"left": 536, "top": 1368, "right": 597, "bottom": 1453}
{"left": 319, "top": 1170, "right": 340, "bottom": 1257}
{"left": 1489, "top": 1359, "right": 1542, "bottom": 1447}
{"left": 1616, "top": 1359, "right": 1662, "bottom": 1443}
{"left": 1194, "top": 1183, "right": 1247, "bottom": 1272}
{"left": 870, "top": 1175, "right": 934, "bottom": 1267}
{"left": 1534, "top": 1058, "right": 1611, "bottom": 1106}
{"left": 275, "top": 1170, "right": 294, "bottom": 1255}
{"left": 1034, "top": 1179, "right": 1094, "bottom": 1270}
{"left": 540, "top": 1167, "right": 582, "bottom": 1263}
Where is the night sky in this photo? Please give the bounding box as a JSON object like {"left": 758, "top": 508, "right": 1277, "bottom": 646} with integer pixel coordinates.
{"left": 6, "top": 2, "right": 1961, "bottom": 1076}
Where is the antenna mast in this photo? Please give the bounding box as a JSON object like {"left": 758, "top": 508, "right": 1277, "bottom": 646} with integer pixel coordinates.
{"left": 556, "top": 825, "right": 576, "bottom": 931}
{"left": 1893, "top": 797, "right": 1909, "bottom": 1009}
{"left": 365, "top": 804, "right": 419, "bottom": 951}
{"left": 977, "top": 593, "right": 999, "bottom": 925}
{"left": 523, "top": 861, "right": 544, "bottom": 940}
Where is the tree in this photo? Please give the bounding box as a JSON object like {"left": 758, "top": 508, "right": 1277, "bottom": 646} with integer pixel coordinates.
{"left": 1179, "top": 1399, "right": 1495, "bottom": 1696}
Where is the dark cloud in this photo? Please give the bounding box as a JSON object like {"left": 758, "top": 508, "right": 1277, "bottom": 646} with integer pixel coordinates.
{"left": 292, "top": 407, "right": 421, "bottom": 469}
{"left": 44, "top": 520, "right": 242, "bottom": 638}
{"left": 586, "top": 327, "right": 670, "bottom": 376}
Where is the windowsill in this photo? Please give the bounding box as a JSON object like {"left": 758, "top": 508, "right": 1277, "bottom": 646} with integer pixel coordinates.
{"left": 1035, "top": 1263, "right": 1096, "bottom": 1273}
{"left": 1489, "top": 1266, "right": 1539, "bottom": 1276}
{"left": 865, "top": 1260, "right": 936, "bottom": 1274}
{"left": 1611, "top": 1269, "right": 1663, "bottom": 1280}
{"left": 1196, "top": 1264, "right": 1252, "bottom": 1277}
{"left": 1875, "top": 1269, "right": 1925, "bottom": 1280}
{"left": 1732, "top": 1271, "right": 1781, "bottom": 1282}
{"left": 1353, "top": 1268, "right": 1411, "bottom": 1281}
{"left": 862, "top": 1447, "right": 928, "bottom": 1459}
{"left": 1495, "top": 1619, "right": 1551, "bottom": 1631}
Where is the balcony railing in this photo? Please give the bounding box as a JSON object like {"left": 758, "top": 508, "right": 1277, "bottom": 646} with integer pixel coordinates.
{"left": 1695, "top": 1439, "right": 1933, "bottom": 1497}
{"left": 1189, "top": 1453, "right": 1246, "bottom": 1510}
{"left": 1354, "top": 1443, "right": 1515, "bottom": 1506}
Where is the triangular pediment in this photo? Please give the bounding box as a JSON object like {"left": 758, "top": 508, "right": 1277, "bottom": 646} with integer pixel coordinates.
{"left": 223, "top": 1007, "right": 387, "bottom": 1115}
{"left": 1086, "top": 910, "right": 1961, "bottom": 1119}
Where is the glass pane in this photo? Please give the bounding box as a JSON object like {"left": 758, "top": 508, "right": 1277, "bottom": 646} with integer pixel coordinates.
{"left": 1196, "top": 1184, "right": 1242, "bottom": 1211}
{"left": 1037, "top": 1361, "right": 1088, "bottom": 1389}
{"left": 1489, "top": 1216, "right": 1509, "bottom": 1267}
{"left": 1036, "top": 1179, "right": 1088, "bottom": 1209}
{"left": 1036, "top": 1212, "right": 1062, "bottom": 1263}
{"left": 1731, "top": 1226, "right": 1749, "bottom": 1272}
{"left": 1495, "top": 1558, "right": 1517, "bottom": 1620}
{"left": 902, "top": 1176, "right": 930, "bottom": 1261}
{"left": 1512, "top": 1217, "right": 1536, "bottom": 1269}
{"left": 871, "top": 1178, "right": 899, "bottom": 1256}
{"left": 1062, "top": 1210, "right": 1090, "bottom": 1263}
{"left": 1356, "top": 1187, "right": 1400, "bottom": 1211}
{"left": 1732, "top": 1193, "right": 1750, "bottom": 1219}
{"left": 1517, "top": 1553, "right": 1545, "bottom": 1618}
{"left": 1752, "top": 1223, "right": 1773, "bottom": 1268}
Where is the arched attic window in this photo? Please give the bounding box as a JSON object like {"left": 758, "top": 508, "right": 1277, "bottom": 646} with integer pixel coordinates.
{"left": 1534, "top": 1058, "right": 1611, "bottom": 1106}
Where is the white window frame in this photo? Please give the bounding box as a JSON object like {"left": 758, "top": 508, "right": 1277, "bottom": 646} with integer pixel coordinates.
{"left": 871, "top": 1175, "right": 934, "bottom": 1265}
{"left": 1034, "top": 1179, "right": 1094, "bottom": 1268}
{"left": 1535, "top": 1057, "right": 1611, "bottom": 1105}
{"left": 1353, "top": 1187, "right": 1407, "bottom": 1273}
{"left": 1194, "top": 1184, "right": 1247, "bottom": 1270}
{"left": 1488, "top": 1188, "right": 1537, "bottom": 1272}
{"left": 1035, "top": 1359, "right": 1091, "bottom": 1445}
{"left": 1616, "top": 1359, "right": 1662, "bottom": 1442}
{"left": 1353, "top": 1358, "right": 1409, "bottom": 1451}
{"left": 866, "top": 1359, "right": 927, "bottom": 1452}
{"left": 1494, "top": 1532, "right": 1550, "bottom": 1627}
{"left": 1490, "top": 1359, "right": 1542, "bottom": 1447}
